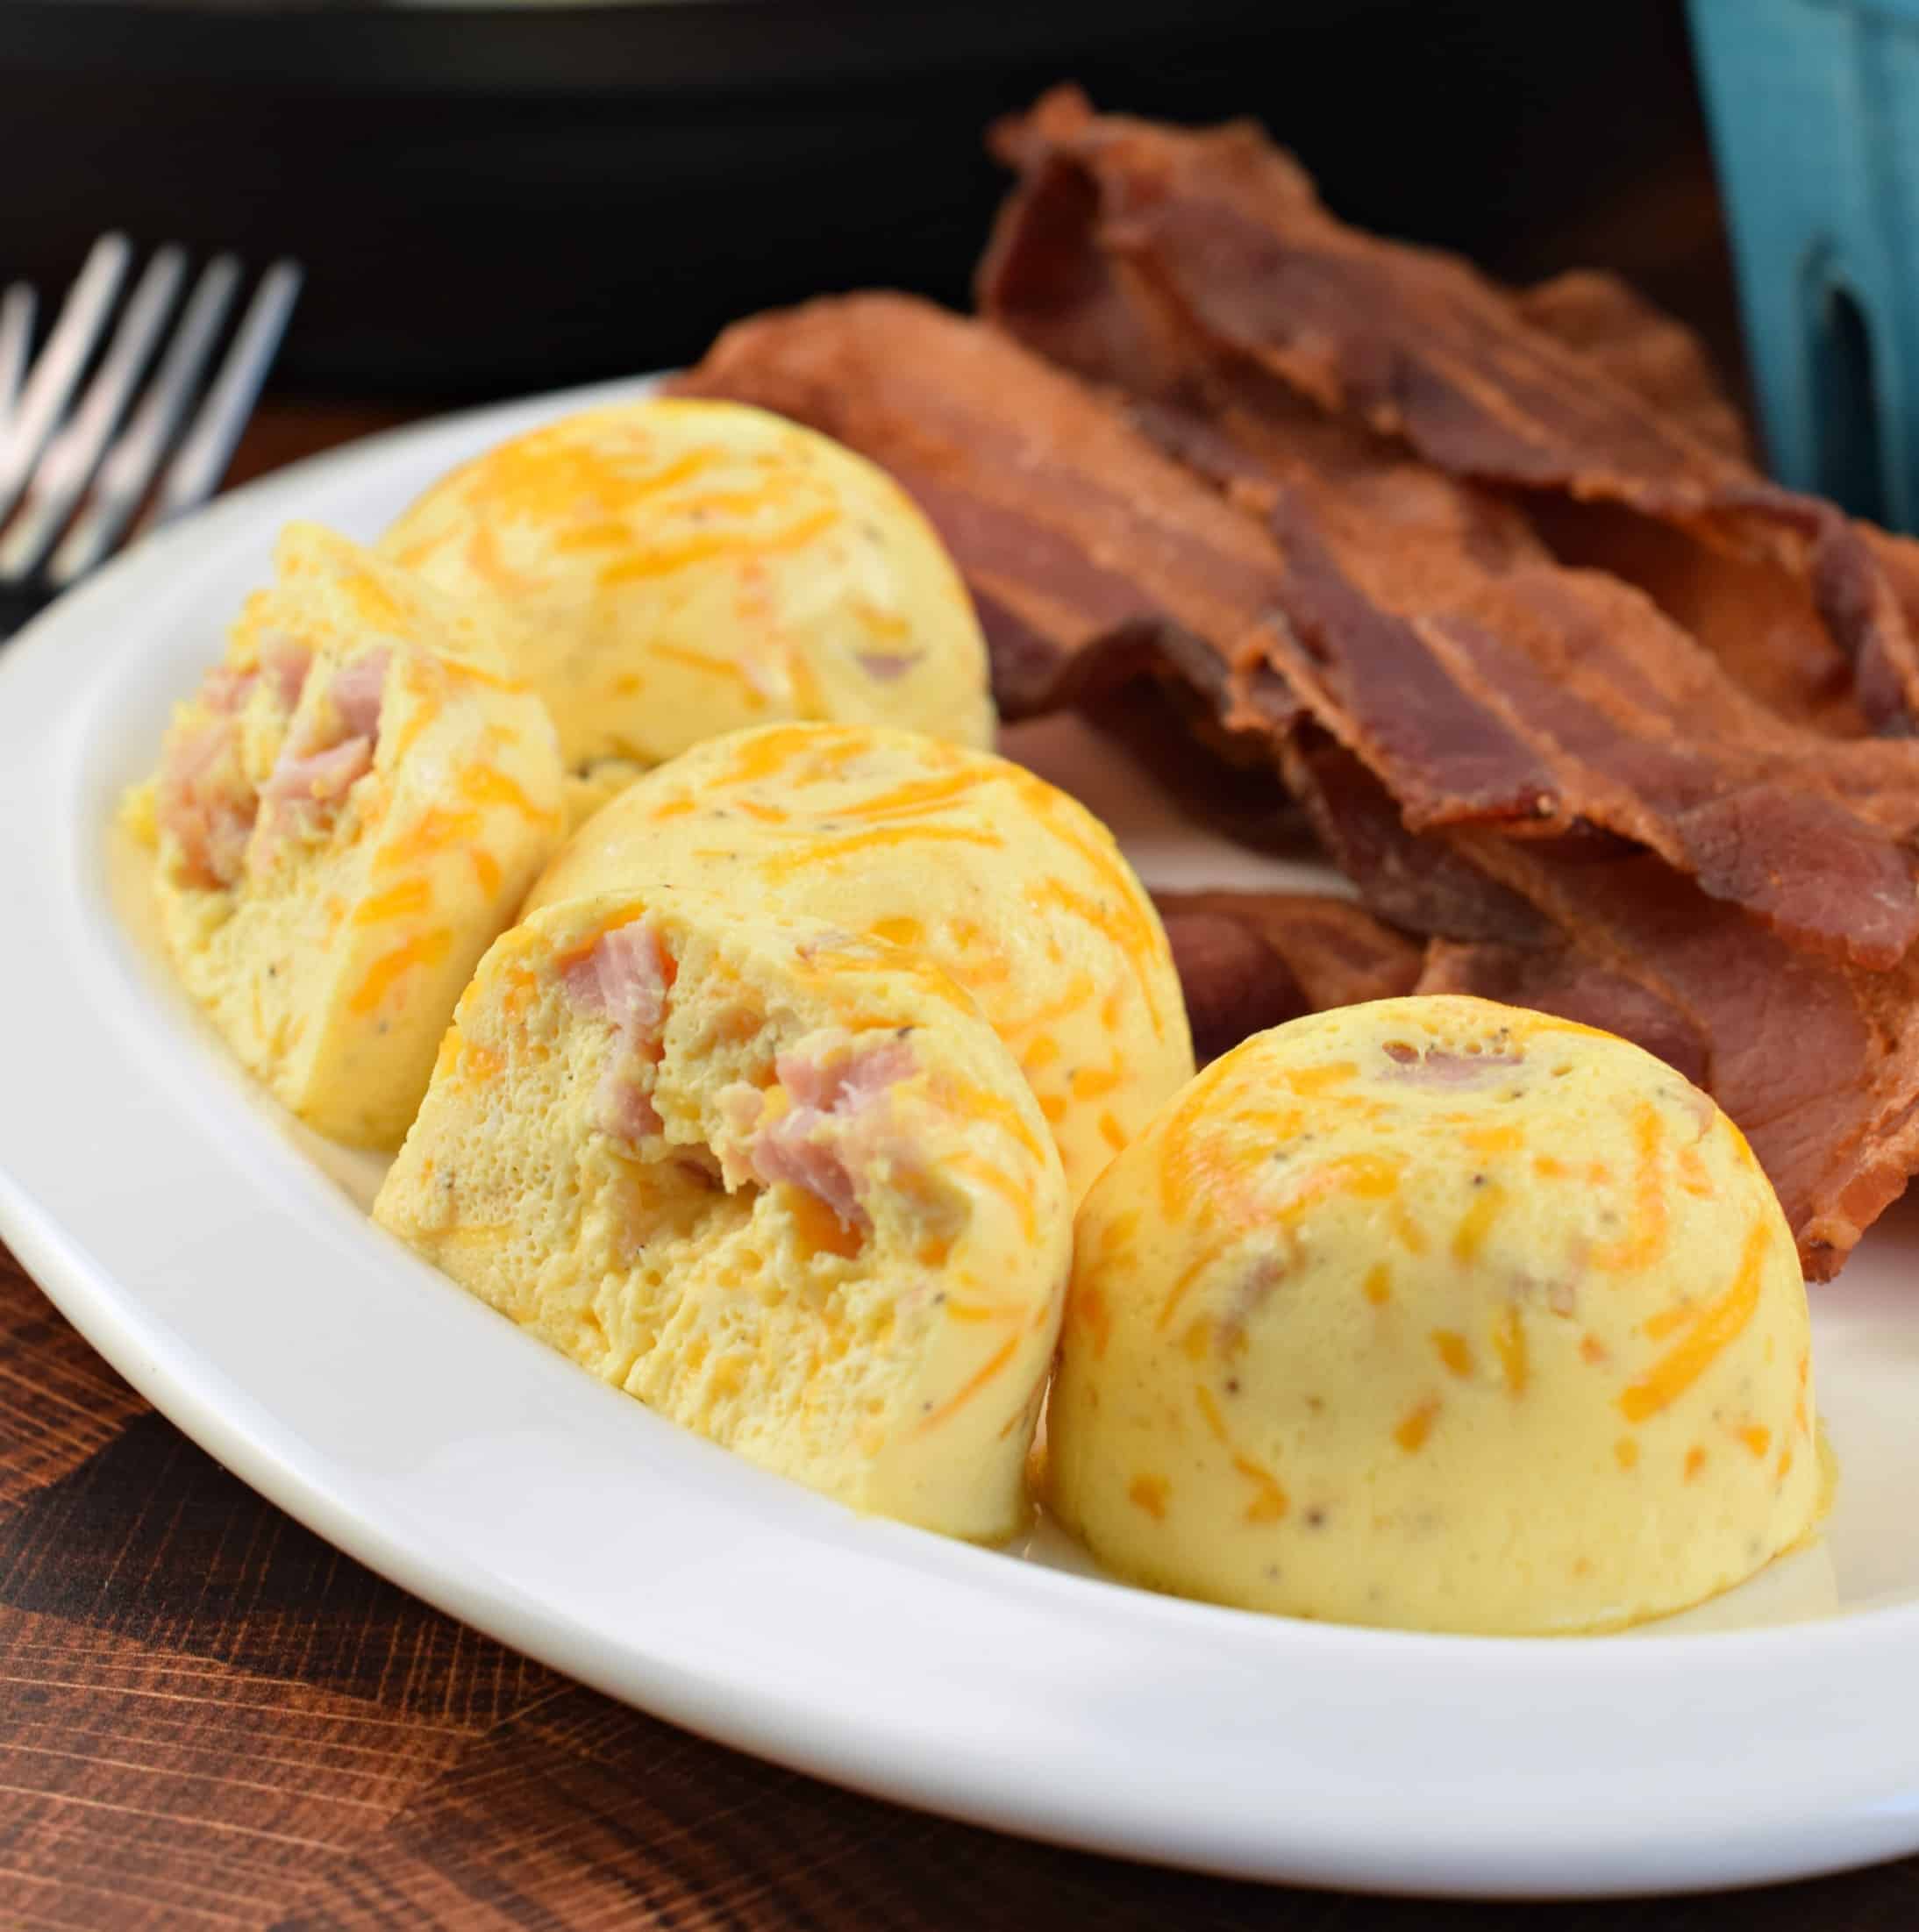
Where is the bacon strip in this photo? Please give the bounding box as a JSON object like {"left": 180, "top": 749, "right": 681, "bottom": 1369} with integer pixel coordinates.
{"left": 979, "top": 106, "right": 1919, "bottom": 970}
{"left": 984, "top": 84, "right": 1919, "bottom": 734}
{"left": 1511, "top": 270, "right": 1755, "bottom": 467}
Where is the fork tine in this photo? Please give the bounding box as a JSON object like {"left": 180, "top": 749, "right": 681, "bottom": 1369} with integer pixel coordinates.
{"left": 144, "top": 259, "right": 302, "bottom": 534}
{"left": 44, "top": 254, "right": 240, "bottom": 588}
{"left": 0, "top": 247, "right": 184, "bottom": 582}
{"left": 0, "top": 285, "right": 34, "bottom": 424}
{"left": 0, "top": 234, "right": 131, "bottom": 521}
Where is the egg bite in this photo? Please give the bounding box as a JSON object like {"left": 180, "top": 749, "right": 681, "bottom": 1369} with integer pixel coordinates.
{"left": 379, "top": 398, "right": 995, "bottom": 775}
{"left": 135, "top": 522, "right": 566, "bottom": 1148}
{"left": 1048, "top": 995, "right": 1823, "bottom": 1636}
{"left": 374, "top": 887, "right": 1070, "bottom": 1540}
{"left": 524, "top": 722, "right": 1195, "bottom": 1201}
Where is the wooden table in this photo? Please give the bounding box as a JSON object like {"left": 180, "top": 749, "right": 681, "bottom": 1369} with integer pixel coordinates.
{"left": 2, "top": 402, "right": 1914, "bottom": 1930}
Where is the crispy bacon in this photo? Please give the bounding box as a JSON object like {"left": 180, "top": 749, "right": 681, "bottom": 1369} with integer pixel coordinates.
{"left": 1280, "top": 738, "right": 1554, "bottom": 948}
{"left": 980, "top": 91, "right": 1919, "bottom": 970}
{"left": 1511, "top": 270, "right": 1755, "bottom": 467}
{"left": 984, "top": 84, "right": 1919, "bottom": 733}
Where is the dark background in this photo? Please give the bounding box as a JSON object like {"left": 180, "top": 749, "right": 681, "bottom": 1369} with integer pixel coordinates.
{"left": 0, "top": 0, "right": 1738, "bottom": 404}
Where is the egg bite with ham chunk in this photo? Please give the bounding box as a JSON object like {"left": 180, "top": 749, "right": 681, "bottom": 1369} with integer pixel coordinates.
{"left": 373, "top": 887, "right": 1071, "bottom": 1541}
{"left": 133, "top": 522, "right": 565, "bottom": 1148}
{"left": 1048, "top": 995, "right": 1824, "bottom": 1636}
{"left": 524, "top": 722, "right": 1195, "bottom": 1201}
{"left": 379, "top": 398, "right": 995, "bottom": 793}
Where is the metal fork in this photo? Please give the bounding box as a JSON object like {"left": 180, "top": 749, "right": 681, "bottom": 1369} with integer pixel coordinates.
{"left": 0, "top": 236, "right": 302, "bottom": 639}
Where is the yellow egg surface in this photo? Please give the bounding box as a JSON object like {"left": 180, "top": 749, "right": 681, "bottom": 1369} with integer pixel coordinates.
{"left": 1049, "top": 995, "right": 1823, "bottom": 1635}
{"left": 374, "top": 887, "right": 1070, "bottom": 1541}
{"left": 524, "top": 722, "right": 1195, "bottom": 1201}
{"left": 139, "top": 522, "right": 566, "bottom": 1148}
{"left": 379, "top": 398, "right": 995, "bottom": 770}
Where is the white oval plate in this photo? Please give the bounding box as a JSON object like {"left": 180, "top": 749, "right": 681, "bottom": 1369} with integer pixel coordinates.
{"left": 4, "top": 378, "right": 1919, "bottom": 1901}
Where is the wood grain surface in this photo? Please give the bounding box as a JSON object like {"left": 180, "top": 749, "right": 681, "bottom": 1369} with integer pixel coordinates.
{"left": 3, "top": 403, "right": 1917, "bottom": 1928}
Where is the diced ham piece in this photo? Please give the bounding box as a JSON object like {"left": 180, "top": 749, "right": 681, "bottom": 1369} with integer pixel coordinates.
{"left": 155, "top": 647, "right": 284, "bottom": 888}
{"left": 774, "top": 1035, "right": 914, "bottom": 1111}
{"left": 564, "top": 921, "right": 669, "bottom": 1035}
{"left": 259, "top": 736, "right": 374, "bottom": 809}
{"left": 564, "top": 920, "right": 674, "bottom": 1147}
{"left": 251, "top": 648, "right": 389, "bottom": 866}
{"left": 1380, "top": 1041, "right": 1524, "bottom": 1085}
{"left": 1675, "top": 1081, "right": 1719, "bottom": 1141}
{"left": 201, "top": 666, "right": 258, "bottom": 716}
{"left": 601, "top": 1072, "right": 664, "bottom": 1144}
{"left": 156, "top": 642, "right": 339, "bottom": 890}
{"left": 157, "top": 715, "right": 256, "bottom": 890}
{"left": 854, "top": 650, "right": 922, "bottom": 681}
{"left": 730, "top": 1033, "right": 917, "bottom": 1232}
{"left": 748, "top": 1127, "right": 867, "bottom": 1230}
